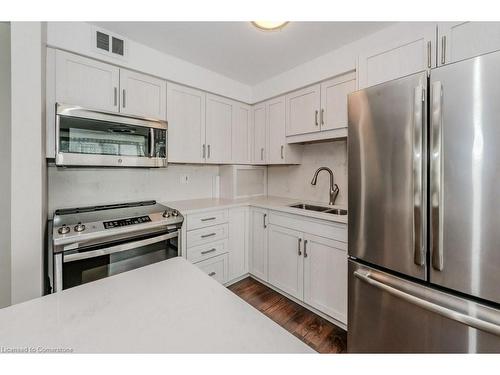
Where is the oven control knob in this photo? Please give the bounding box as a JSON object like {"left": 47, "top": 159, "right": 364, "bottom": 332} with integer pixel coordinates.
{"left": 162, "top": 210, "right": 170, "bottom": 218}
{"left": 58, "top": 224, "right": 70, "bottom": 235}
{"left": 171, "top": 210, "right": 179, "bottom": 217}
{"left": 74, "top": 222, "right": 86, "bottom": 232}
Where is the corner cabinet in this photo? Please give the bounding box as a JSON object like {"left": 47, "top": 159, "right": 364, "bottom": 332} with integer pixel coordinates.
{"left": 252, "top": 103, "right": 267, "bottom": 164}
{"left": 232, "top": 102, "right": 252, "bottom": 164}
{"left": 249, "top": 208, "right": 269, "bottom": 281}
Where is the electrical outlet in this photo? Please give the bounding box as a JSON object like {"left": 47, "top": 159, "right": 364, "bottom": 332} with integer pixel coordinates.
{"left": 180, "top": 174, "right": 189, "bottom": 184}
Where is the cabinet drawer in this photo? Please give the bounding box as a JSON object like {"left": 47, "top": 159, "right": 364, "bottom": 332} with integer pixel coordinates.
{"left": 195, "top": 253, "right": 228, "bottom": 284}
{"left": 187, "top": 209, "right": 229, "bottom": 230}
{"left": 187, "top": 239, "right": 228, "bottom": 263}
{"left": 268, "top": 211, "right": 347, "bottom": 244}
{"left": 187, "top": 224, "right": 228, "bottom": 248}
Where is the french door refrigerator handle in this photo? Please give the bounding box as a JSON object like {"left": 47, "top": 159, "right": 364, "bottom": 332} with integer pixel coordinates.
{"left": 354, "top": 270, "right": 500, "bottom": 337}
{"left": 431, "top": 81, "right": 444, "bottom": 271}
{"left": 413, "top": 85, "right": 425, "bottom": 267}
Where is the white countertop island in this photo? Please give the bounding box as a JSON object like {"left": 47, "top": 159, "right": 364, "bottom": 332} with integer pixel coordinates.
{"left": 0, "top": 258, "right": 313, "bottom": 353}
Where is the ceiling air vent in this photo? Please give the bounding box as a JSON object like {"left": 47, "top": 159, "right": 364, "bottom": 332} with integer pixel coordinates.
{"left": 96, "top": 31, "right": 110, "bottom": 52}
{"left": 112, "top": 37, "right": 124, "bottom": 56}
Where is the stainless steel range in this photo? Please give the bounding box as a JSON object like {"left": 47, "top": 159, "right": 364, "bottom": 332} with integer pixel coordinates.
{"left": 49, "top": 200, "right": 183, "bottom": 292}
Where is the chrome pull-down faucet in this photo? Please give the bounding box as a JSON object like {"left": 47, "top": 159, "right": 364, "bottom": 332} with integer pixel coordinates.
{"left": 311, "top": 167, "right": 339, "bottom": 205}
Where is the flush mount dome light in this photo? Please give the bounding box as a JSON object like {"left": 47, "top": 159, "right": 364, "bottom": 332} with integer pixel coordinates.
{"left": 251, "top": 21, "right": 289, "bottom": 31}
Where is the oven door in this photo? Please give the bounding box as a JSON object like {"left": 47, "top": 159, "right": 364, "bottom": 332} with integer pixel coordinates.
{"left": 55, "top": 231, "right": 178, "bottom": 291}
{"left": 55, "top": 103, "right": 167, "bottom": 168}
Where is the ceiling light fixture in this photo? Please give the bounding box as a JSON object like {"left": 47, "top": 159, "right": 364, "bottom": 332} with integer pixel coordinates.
{"left": 251, "top": 21, "right": 289, "bottom": 31}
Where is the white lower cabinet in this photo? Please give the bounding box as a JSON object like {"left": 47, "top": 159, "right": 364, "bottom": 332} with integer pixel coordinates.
{"left": 228, "top": 207, "right": 248, "bottom": 281}
{"left": 250, "top": 209, "right": 348, "bottom": 325}
{"left": 249, "top": 208, "right": 269, "bottom": 281}
{"left": 303, "top": 233, "right": 347, "bottom": 324}
{"left": 268, "top": 224, "right": 303, "bottom": 300}
{"left": 196, "top": 253, "right": 228, "bottom": 284}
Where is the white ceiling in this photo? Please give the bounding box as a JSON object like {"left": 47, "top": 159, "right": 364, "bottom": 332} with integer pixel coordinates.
{"left": 92, "top": 22, "right": 393, "bottom": 85}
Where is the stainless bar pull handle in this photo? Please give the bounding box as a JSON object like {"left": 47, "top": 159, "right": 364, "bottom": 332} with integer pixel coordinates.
{"left": 261, "top": 147, "right": 264, "bottom": 161}
{"left": 354, "top": 270, "right": 500, "bottom": 337}
{"left": 413, "top": 85, "right": 425, "bottom": 267}
{"left": 201, "top": 248, "right": 216, "bottom": 255}
{"left": 320, "top": 108, "right": 325, "bottom": 126}
{"left": 122, "top": 89, "right": 126, "bottom": 108}
{"left": 114, "top": 87, "right": 118, "bottom": 106}
{"left": 297, "top": 238, "right": 302, "bottom": 256}
{"left": 315, "top": 110, "right": 319, "bottom": 126}
{"left": 441, "top": 35, "right": 446, "bottom": 65}
{"left": 64, "top": 232, "right": 178, "bottom": 263}
{"left": 280, "top": 145, "right": 284, "bottom": 159}
{"left": 201, "top": 233, "right": 216, "bottom": 239}
{"left": 427, "top": 41, "right": 432, "bottom": 68}
{"left": 303, "top": 239, "right": 308, "bottom": 258}
{"left": 148, "top": 128, "right": 155, "bottom": 157}
{"left": 431, "top": 81, "right": 443, "bottom": 271}
{"left": 208, "top": 272, "right": 216, "bottom": 277}
{"left": 202, "top": 144, "right": 206, "bottom": 159}
{"left": 207, "top": 144, "right": 211, "bottom": 159}
{"left": 263, "top": 213, "right": 267, "bottom": 229}
{"left": 200, "top": 217, "right": 216, "bottom": 222}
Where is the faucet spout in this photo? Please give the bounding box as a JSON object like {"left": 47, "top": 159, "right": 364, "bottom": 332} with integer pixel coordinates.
{"left": 310, "top": 167, "right": 339, "bottom": 205}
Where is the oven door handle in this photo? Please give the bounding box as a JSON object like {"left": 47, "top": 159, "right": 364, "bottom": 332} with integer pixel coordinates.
{"left": 63, "top": 231, "right": 179, "bottom": 263}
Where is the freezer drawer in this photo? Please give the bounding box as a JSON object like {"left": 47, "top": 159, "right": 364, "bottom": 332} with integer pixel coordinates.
{"left": 348, "top": 260, "right": 500, "bottom": 353}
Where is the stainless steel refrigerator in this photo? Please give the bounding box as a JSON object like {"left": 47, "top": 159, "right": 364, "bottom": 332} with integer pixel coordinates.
{"left": 347, "top": 50, "right": 500, "bottom": 352}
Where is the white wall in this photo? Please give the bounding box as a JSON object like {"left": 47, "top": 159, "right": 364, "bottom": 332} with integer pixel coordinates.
{"left": 47, "top": 22, "right": 253, "bottom": 103}
{"left": 10, "top": 22, "right": 46, "bottom": 304}
{"left": 267, "top": 140, "right": 348, "bottom": 206}
{"left": 0, "top": 22, "right": 12, "bottom": 308}
{"left": 48, "top": 164, "right": 219, "bottom": 215}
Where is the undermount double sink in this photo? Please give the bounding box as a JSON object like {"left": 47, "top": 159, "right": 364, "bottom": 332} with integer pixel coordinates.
{"left": 289, "top": 203, "right": 348, "bottom": 216}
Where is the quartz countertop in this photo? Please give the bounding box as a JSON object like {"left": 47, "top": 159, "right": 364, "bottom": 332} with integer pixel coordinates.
{"left": 164, "top": 195, "right": 348, "bottom": 224}
{"left": 0, "top": 258, "right": 313, "bottom": 353}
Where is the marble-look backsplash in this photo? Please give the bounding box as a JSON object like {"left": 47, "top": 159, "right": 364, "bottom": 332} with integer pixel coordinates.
{"left": 267, "top": 140, "right": 348, "bottom": 206}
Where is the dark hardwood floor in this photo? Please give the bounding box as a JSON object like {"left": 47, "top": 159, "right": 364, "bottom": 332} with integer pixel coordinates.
{"left": 228, "top": 277, "right": 347, "bottom": 353}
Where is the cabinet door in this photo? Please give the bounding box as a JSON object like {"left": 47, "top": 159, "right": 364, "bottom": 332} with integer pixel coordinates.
{"left": 166, "top": 83, "right": 206, "bottom": 163}
{"left": 55, "top": 50, "right": 119, "bottom": 112}
{"left": 249, "top": 208, "right": 268, "bottom": 281}
{"left": 303, "top": 234, "right": 347, "bottom": 324}
{"left": 252, "top": 103, "right": 267, "bottom": 164}
{"left": 205, "top": 94, "right": 233, "bottom": 163}
{"left": 268, "top": 224, "right": 303, "bottom": 300}
{"left": 196, "top": 253, "right": 228, "bottom": 284}
{"left": 119, "top": 69, "right": 166, "bottom": 119}
{"left": 358, "top": 23, "right": 435, "bottom": 88}
{"left": 320, "top": 73, "right": 356, "bottom": 131}
{"left": 267, "top": 96, "right": 286, "bottom": 164}
{"left": 228, "top": 207, "right": 248, "bottom": 281}
{"left": 232, "top": 102, "right": 252, "bottom": 164}
{"left": 285, "top": 84, "right": 321, "bottom": 136}
{"left": 438, "top": 22, "right": 500, "bottom": 66}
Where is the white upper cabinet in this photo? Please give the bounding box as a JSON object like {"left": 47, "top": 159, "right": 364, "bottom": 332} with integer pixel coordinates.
{"left": 205, "top": 94, "right": 233, "bottom": 164}
{"left": 252, "top": 103, "right": 267, "bottom": 164}
{"left": 320, "top": 73, "right": 356, "bottom": 131}
{"left": 438, "top": 22, "right": 500, "bottom": 66}
{"left": 285, "top": 84, "right": 321, "bottom": 137}
{"left": 267, "top": 96, "right": 302, "bottom": 164}
{"left": 358, "top": 23, "right": 436, "bottom": 89}
{"left": 119, "top": 69, "right": 166, "bottom": 119}
{"left": 55, "top": 50, "right": 120, "bottom": 112}
{"left": 268, "top": 224, "right": 304, "bottom": 300}
{"left": 303, "top": 233, "right": 347, "bottom": 324}
{"left": 232, "top": 102, "right": 252, "bottom": 164}
{"left": 166, "top": 83, "right": 206, "bottom": 163}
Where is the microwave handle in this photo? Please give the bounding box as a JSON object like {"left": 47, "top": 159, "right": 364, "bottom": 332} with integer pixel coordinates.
{"left": 63, "top": 231, "right": 179, "bottom": 263}
{"left": 148, "top": 128, "right": 155, "bottom": 157}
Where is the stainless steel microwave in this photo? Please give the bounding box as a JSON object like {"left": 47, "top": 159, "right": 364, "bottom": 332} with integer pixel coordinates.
{"left": 55, "top": 103, "right": 168, "bottom": 168}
